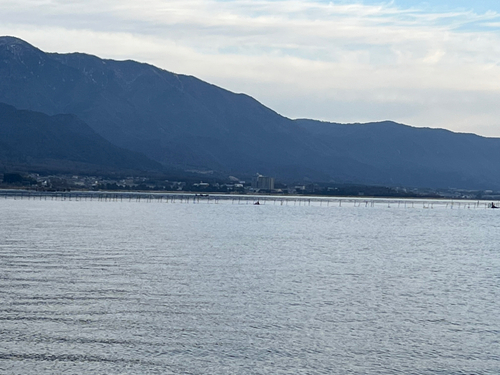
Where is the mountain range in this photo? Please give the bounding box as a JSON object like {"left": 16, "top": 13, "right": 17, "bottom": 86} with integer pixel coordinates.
{"left": 1, "top": 35, "right": 499, "bottom": 190}
{"left": 0, "top": 102, "right": 163, "bottom": 174}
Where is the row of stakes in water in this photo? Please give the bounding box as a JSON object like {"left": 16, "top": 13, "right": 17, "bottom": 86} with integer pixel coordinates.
{"left": 0, "top": 191, "right": 495, "bottom": 209}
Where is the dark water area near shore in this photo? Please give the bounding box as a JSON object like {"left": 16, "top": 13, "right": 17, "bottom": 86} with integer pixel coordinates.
{"left": 1, "top": 199, "right": 499, "bottom": 374}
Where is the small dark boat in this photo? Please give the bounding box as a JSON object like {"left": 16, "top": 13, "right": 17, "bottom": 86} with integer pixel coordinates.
{"left": 254, "top": 201, "right": 260, "bottom": 205}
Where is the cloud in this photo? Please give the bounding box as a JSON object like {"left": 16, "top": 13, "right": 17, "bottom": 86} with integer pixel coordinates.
{"left": 1, "top": 0, "right": 500, "bottom": 136}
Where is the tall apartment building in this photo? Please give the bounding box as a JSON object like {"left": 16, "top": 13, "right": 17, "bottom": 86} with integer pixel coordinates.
{"left": 252, "top": 174, "right": 275, "bottom": 191}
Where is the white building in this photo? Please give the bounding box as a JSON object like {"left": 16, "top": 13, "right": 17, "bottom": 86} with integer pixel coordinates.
{"left": 252, "top": 174, "right": 274, "bottom": 191}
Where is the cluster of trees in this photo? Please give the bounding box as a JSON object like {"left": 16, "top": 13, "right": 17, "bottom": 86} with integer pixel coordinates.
{"left": 2, "top": 173, "right": 36, "bottom": 186}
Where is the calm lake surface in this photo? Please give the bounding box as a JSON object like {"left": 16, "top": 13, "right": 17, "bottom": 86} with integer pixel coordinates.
{"left": 1, "top": 198, "right": 499, "bottom": 374}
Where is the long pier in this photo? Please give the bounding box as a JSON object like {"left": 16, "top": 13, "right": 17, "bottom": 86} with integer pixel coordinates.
{"left": 0, "top": 189, "right": 495, "bottom": 209}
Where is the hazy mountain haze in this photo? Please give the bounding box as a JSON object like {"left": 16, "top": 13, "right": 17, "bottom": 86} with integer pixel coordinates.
{"left": 2, "top": 1, "right": 499, "bottom": 136}
{"left": 1, "top": 36, "right": 500, "bottom": 190}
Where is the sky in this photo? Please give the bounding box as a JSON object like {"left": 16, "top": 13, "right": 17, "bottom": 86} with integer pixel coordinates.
{"left": 1, "top": 0, "right": 500, "bottom": 137}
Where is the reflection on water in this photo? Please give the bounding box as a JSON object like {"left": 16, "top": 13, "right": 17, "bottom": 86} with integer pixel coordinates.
{"left": 1, "top": 199, "right": 499, "bottom": 374}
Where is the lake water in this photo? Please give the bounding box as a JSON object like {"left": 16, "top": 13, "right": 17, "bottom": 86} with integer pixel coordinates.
{"left": 1, "top": 198, "right": 499, "bottom": 374}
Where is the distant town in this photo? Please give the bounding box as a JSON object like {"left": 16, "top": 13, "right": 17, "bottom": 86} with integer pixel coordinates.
{"left": 2, "top": 171, "right": 500, "bottom": 200}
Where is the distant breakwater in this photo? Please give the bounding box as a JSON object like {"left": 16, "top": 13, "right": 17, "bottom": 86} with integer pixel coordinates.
{"left": 0, "top": 189, "right": 494, "bottom": 209}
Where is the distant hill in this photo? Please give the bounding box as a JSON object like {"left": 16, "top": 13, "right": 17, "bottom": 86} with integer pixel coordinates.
{"left": 0, "top": 102, "right": 163, "bottom": 174}
{"left": 1, "top": 35, "right": 500, "bottom": 189}
{"left": 295, "top": 119, "right": 500, "bottom": 190}
{"left": 0, "top": 36, "right": 329, "bottom": 180}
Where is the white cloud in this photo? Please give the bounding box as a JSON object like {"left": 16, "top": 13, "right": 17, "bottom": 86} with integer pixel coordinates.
{"left": 1, "top": 0, "right": 500, "bottom": 136}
